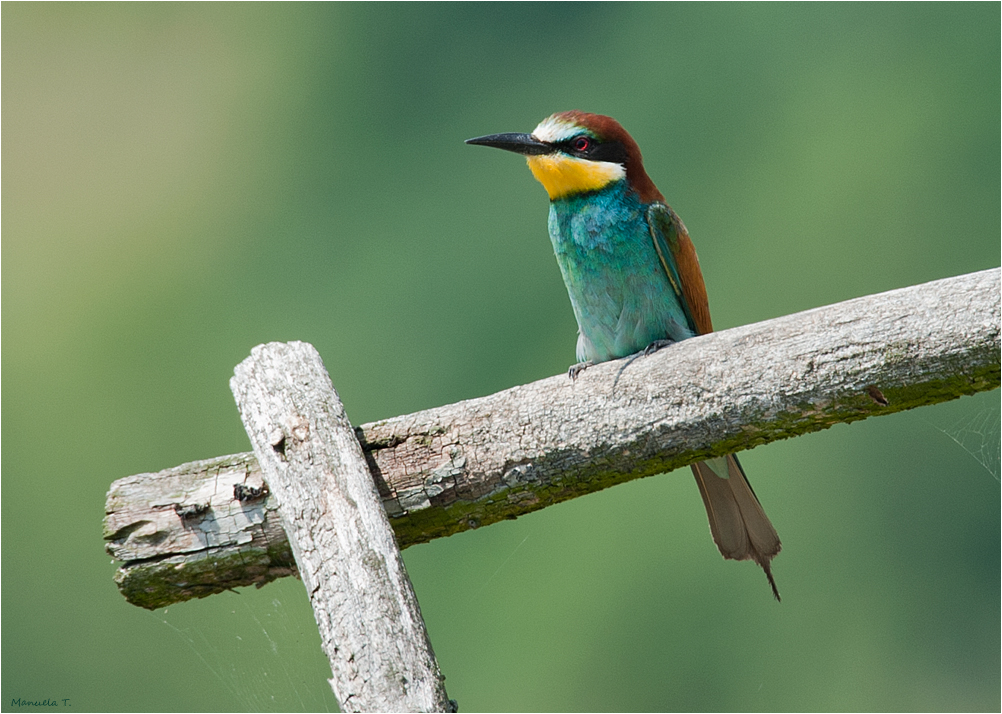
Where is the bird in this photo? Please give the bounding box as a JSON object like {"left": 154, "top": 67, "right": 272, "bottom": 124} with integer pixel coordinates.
{"left": 466, "top": 111, "right": 782, "bottom": 600}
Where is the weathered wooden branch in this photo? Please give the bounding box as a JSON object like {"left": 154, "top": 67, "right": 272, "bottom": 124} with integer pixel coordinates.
{"left": 231, "top": 342, "right": 451, "bottom": 713}
{"left": 105, "top": 268, "right": 1000, "bottom": 609}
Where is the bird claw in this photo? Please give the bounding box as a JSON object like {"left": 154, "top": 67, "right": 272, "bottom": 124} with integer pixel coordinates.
{"left": 642, "top": 339, "right": 675, "bottom": 356}
{"left": 568, "top": 361, "right": 594, "bottom": 380}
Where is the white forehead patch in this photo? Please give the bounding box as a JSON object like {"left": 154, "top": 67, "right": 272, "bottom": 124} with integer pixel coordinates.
{"left": 531, "top": 114, "right": 588, "bottom": 144}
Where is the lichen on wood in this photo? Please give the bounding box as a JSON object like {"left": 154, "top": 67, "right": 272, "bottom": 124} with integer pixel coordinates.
{"left": 105, "top": 268, "right": 1001, "bottom": 608}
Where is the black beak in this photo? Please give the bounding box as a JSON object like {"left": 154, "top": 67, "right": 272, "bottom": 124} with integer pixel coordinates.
{"left": 465, "top": 132, "right": 552, "bottom": 156}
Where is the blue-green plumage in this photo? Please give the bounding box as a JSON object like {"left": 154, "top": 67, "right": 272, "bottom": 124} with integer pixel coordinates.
{"left": 467, "top": 110, "right": 782, "bottom": 601}
{"left": 547, "top": 180, "right": 695, "bottom": 363}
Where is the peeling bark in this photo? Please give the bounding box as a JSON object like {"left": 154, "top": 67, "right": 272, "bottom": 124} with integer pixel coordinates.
{"left": 105, "top": 268, "right": 1001, "bottom": 609}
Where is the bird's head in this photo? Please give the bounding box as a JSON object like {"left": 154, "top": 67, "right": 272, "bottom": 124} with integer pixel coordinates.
{"left": 466, "top": 110, "right": 663, "bottom": 202}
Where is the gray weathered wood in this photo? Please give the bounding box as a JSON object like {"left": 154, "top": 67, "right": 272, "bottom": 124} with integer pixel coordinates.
{"left": 231, "top": 341, "right": 451, "bottom": 713}
{"left": 104, "top": 451, "right": 295, "bottom": 605}
{"left": 105, "top": 268, "right": 1001, "bottom": 608}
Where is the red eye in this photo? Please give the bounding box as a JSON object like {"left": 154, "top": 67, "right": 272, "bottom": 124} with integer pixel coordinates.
{"left": 573, "top": 136, "right": 591, "bottom": 151}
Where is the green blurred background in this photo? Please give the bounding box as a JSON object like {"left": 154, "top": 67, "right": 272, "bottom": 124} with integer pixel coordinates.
{"left": 3, "top": 4, "right": 999, "bottom": 712}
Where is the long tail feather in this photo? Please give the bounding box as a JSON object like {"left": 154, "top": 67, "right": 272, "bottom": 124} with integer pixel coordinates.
{"left": 692, "top": 455, "right": 782, "bottom": 601}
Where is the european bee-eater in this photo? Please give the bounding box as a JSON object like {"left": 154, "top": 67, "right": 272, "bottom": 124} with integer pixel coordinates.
{"left": 467, "top": 111, "right": 782, "bottom": 600}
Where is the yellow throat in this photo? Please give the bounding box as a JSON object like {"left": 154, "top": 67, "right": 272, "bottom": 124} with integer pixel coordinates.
{"left": 526, "top": 153, "right": 625, "bottom": 200}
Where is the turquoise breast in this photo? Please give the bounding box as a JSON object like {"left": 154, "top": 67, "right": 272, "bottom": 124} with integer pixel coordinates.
{"left": 547, "top": 180, "right": 695, "bottom": 363}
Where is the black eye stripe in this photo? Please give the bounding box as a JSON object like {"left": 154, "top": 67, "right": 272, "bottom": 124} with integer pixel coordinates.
{"left": 558, "top": 136, "right": 628, "bottom": 165}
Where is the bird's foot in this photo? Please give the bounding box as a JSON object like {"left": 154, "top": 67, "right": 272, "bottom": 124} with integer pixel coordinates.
{"left": 642, "top": 339, "right": 675, "bottom": 356}
{"left": 610, "top": 339, "right": 677, "bottom": 392}
{"left": 568, "top": 361, "right": 594, "bottom": 380}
